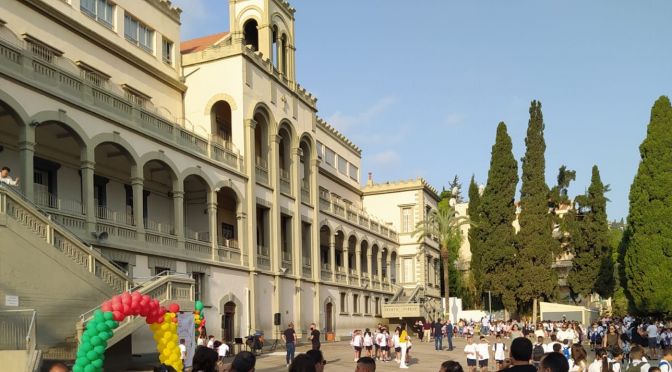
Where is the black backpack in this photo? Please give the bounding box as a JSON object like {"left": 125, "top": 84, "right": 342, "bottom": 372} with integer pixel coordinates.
{"left": 532, "top": 344, "right": 545, "bottom": 361}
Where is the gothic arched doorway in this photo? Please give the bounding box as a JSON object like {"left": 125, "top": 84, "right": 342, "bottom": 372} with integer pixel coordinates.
{"left": 325, "top": 302, "right": 333, "bottom": 332}
{"left": 221, "top": 301, "right": 236, "bottom": 342}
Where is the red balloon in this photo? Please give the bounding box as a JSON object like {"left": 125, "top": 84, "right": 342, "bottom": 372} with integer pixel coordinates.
{"left": 142, "top": 295, "right": 151, "bottom": 303}
{"left": 122, "top": 304, "right": 131, "bottom": 315}
{"left": 101, "top": 302, "right": 112, "bottom": 312}
{"left": 157, "top": 316, "right": 164, "bottom": 324}
{"left": 168, "top": 303, "right": 180, "bottom": 313}
{"left": 172, "top": 317, "right": 178, "bottom": 323}
{"left": 113, "top": 311, "right": 124, "bottom": 321}
{"left": 112, "top": 302, "right": 122, "bottom": 312}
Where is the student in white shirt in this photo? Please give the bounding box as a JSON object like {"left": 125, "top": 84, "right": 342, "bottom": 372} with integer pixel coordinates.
{"left": 217, "top": 341, "right": 229, "bottom": 361}
{"left": 464, "top": 336, "right": 477, "bottom": 372}
{"left": 629, "top": 345, "right": 651, "bottom": 372}
{"left": 179, "top": 339, "right": 187, "bottom": 365}
{"left": 588, "top": 348, "right": 608, "bottom": 372}
{"left": 206, "top": 335, "right": 215, "bottom": 349}
{"left": 476, "top": 336, "right": 490, "bottom": 372}
{"left": 492, "top": 334, "right": 506, "bottom": 370}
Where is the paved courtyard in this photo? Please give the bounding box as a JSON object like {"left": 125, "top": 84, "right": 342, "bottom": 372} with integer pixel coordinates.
{"left": 251, "top": 336, "right": 473, "bottom": 372}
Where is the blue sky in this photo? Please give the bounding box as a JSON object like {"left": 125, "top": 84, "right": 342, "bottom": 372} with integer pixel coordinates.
{"left": 173, "top": 0, "right": 672, "bottom": 220}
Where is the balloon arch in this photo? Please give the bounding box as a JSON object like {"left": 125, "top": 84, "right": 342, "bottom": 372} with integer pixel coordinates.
{"left": 72, "top": 292, "right": 206, "bottom": 372}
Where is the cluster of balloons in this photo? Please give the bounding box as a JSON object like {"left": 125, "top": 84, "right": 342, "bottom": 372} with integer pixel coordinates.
{"left": 72, "top": 310, "right": 118, "bottom": 372}
{"left": 193, "top": 300, "right": 206, "bottom": 334}
{"left": 150, "top": 306, "right": 183, "bottom": 372}
{"left": 72, "top": 292, "right": 184, "bottom": 372}
{"left": 100, "top": 291, "right": 166, "bottom": 324}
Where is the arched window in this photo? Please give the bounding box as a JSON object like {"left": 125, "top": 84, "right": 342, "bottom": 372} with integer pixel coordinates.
{"left": 211, "top": 101, "right": 232, "bottom": 144}
{"left": 272, "top": 25, "right": 279, "bottom": 69}
{"left": 243, "top": 19, "right": 259, "bottom": 51}
{"left": 280, "top": 34, "right": 288, "bottom": 76}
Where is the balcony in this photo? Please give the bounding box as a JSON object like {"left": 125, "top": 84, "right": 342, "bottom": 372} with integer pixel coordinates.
{"left": 302, "top": 260, "right": 312, "bottom": 278}
{"left": 301, "top": 180, "right": 310, "bottom": 204}
{"left": 318, "top": 193, "right": 398, "bottom": 242}
{"left": 257, "top": 245, "right": 271, "bottom": 270}
{"left": 0, "top": 31, "right": 243, "bottom": 172}
{"left": 217, "top": 240, "right": 241, "bottom": 265}
{"left": 280, "top": 169, "right": 291, "bottom": 195}
{"left": 255, "top": 157, "right": 269, "bottom": 185}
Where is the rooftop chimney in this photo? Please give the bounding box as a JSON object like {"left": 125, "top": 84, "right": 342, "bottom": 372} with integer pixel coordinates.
{"left": 367, "top": 172, "right": 373, "bottom": 186}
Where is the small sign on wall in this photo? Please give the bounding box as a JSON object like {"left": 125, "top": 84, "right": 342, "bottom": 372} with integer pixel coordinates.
{"left": 5, "top": 295, "right": 19, "bottom": 307}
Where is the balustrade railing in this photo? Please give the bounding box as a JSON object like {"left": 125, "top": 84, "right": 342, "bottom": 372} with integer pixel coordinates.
{"left": 317, "top": 192, "right": 399, "bottom": 241}
{"left": 0, "top": 32, "right": 243, "bottom": 172}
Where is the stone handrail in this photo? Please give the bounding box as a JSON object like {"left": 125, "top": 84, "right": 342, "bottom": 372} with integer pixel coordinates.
{"left": 0, "top": 184, "right": 131, "bottom": 293}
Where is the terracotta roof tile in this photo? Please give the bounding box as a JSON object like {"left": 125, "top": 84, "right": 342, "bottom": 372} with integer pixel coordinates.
{"left": 181, "top": 32, "right": 229, "bottom": 54}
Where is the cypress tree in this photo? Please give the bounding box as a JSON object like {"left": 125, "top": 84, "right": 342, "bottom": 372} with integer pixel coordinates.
{"left": 516, "top": 100, "right": 559, "bottom": 312}
{"left": 624, "top": 96, "right": 672, "bottom": 314}
{"left": 466, "top": 176, "right": 482, "bottom": 307}
{"left": 477, "top": 122, "right": 519, "bottom": 311}
{"left": 567, "top": 166, "right": 612, "bottom": 300}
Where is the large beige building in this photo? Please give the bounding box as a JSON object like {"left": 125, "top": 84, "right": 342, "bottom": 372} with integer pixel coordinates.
{"left": 0, "top": 0, "right": 442, "bottom": 367}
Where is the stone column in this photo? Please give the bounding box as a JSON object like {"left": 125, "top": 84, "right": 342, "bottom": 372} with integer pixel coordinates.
{"left": 207, "top": 190, "right": 218, "bottom": 261}
{"left": 367, "top": 252, "right": 373, "bottom": 288}
{"left": 19, "top": 139, "right": 35, "bottom": 200}
{"left": 386, "top": 253, "right": 392, "bottom": 285}
{"left": 244, "top": 119, "right": 258, "bottom": 269}
{"left": 172, "top": 182, "right": 185, "bottom": 249}
{"left": 243, "top": 119, "right": 258, "bottom": 333}
{"left": 80, "top": 157, "right": 96, "bottom": 234}
{"left": 344, "top": 245, "right": 350, "bottom": 285}
{"left": 377, "top": 251, "right": 383, "bottom": 289}
{"left": 269, "top": 134, "right": 281, "bottom": 274}
{"left": 329, "top": 233, "right": 336, "bottom": 282}
{"left": 355, "top": 243, "right": 362, "bottom": 287}
{"left": 131, "top": 175, "right": 145, "bottom": 242}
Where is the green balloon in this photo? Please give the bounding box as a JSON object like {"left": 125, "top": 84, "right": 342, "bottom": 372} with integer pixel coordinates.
{"left": 98, "top": 331, "right": 111, "bottom": 341}
{"left": 73, "top": 364, "right": 84, "bottom": 372}
{"left": 93, "top": 310, "right": 104, "bottom": 322}
{"left": 91, "top": 359, "right": 103, "bottom": 368}
{"left": 84, "top": 364, "right": 95, "bottom": 372}
{"left": 96, "top": 323, "right": 109, "bottom": 332}
{"left": 75, "top": 357, "right": 88, "bottom": 366}
{"left": 195, "top": 300, "right": 204, "bottom": 311}
{"left": 94, "top": 345, "right": 105, "bottom": 355}
{"left": 90, "top": 336, "right": 102, "bottom": 346}
{"left": 105, "top": 320, "right": 118, "bottom": 329}
{"left": 103, "top": 312, "right": 114, "bottom": 321}
{"left": 80, "top": 342, "right": 92, "bottom": 352}
{"left": 86, "top": 350, "right": 98, "bottom": 361}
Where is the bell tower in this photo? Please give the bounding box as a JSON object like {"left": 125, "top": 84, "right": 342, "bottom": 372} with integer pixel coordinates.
{"left": 229, "top": 0, "right": 297, "bottom": 82}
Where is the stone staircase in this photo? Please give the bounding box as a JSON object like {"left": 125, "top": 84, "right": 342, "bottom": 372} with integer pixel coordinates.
{"left": 0, "top": 184, "right": 194, "bottom": 367}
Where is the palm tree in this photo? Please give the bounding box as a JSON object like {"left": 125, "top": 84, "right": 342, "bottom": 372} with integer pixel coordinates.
{"left": 414, "top": 207, "right": 470, "bottom": 304}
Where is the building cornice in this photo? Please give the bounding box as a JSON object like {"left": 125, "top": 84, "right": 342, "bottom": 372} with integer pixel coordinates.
{"left": 363, "top": 178, "right": 441, "bottom": 201}
{"left": 316, "top": 116, "right": 362, "bottom": 156}
{"left": 19, "top": 0, "right": 187, "bottom": 93}
{"left": 147, "top": 0, "right": 183, "bottom": 23}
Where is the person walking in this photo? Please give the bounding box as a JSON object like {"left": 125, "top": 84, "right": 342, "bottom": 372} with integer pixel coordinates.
{"left": 434, "top": 319, "right": 444, "bottom": 351}
{"left": 309, "top": 323, "right": 321, "bottom": 350}
{"left": 464, "top": 335, "right": 478, "bottom": 372}
{"left": 424, "top": 319, "right": 432, "bottom": 343}
{"left": 446, "top": 320, "right": 454, "bottom": 351}
{"left": 282, "top": 322, "right": 297, "bottom": 367}
{"left": 399, "top": 324, "right": 410, "bottom": 369}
